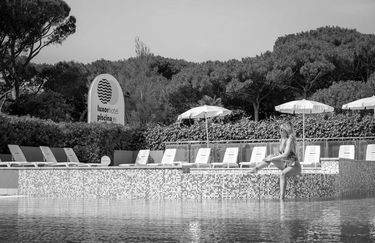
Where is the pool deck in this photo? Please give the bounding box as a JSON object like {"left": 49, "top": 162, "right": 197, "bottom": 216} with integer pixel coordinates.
{"left": 1, "top": 158, "right": 374, "bottom": 200}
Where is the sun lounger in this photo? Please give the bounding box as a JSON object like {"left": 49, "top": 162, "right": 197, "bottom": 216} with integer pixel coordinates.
{"left": 211, "top": 147, "right": 239, "bottom": 168}
{"left": 0, "top": 157, "right": 29, "bottom": 167}
{"left": 0, "top": 152, "right": 32, "bottom": 167}
{"left": 300, "top": 145, "right": 320, "bottom": 167}
{"left": 8, "top": 144, "right": 58, "bottom": 167}
{"left": 0, "top": 158, "right": 9, "bottom": 167}
{"left": 156, "top": 148, "right": 180, "bottom": 166}
{"left": 63, "top": 147, "right": 109, "bottom": 167}
{"left": 239, "top": 146, "right": 266, "bottom": 168}
{"left": 366, "top": 144, "right": 375, "bottom": 161}
{"left": 181, "top": 148, "right": 211, "bottom": 168}
{"left": 119, "top": 149, "right": 150, "bottom": 166}
{"left": 338, "top": 145, "right": 355, "bottom": 160}
{"left": 40, "top": 146, "right": 89, "bottom": 167}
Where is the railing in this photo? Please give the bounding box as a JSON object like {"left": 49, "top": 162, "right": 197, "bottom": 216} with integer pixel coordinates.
{"left": 165, "top": 137, "right": 375, "bottom": 163}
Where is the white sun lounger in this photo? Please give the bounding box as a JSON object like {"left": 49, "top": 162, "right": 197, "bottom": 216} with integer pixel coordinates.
{"left": 239, "top": 146, "right": 266, "bottom": 168}
{"left": 0, "top": 156, "right": 32, "bottom": 167}
{"left": 366, "top": 144, "right": 375, "bottom": 161}
{"left": 119, "top": 149, "right": 150, "bottom": 166}
{"left": 8, "top": 144, "right": 58, "bottom": 167}
{"left": 338, "top": 145, "right": 355, "bottom": 160}
{"left": 180, "top": 148, "right": 211, "bottom": 168}
{"left": 40, "top": 146, "right": 90, "bottom": 167}
{"left": 211, "top": 147, "right": 239, "bottom": 168}
{"left": 157, "top": 148, "right": 181, "bottom": 166}
{"left": 64, "top": 147, "right": 109, "bottom": 167}
{"left": 300, "top": 145, "right": 321, "bottom": 167}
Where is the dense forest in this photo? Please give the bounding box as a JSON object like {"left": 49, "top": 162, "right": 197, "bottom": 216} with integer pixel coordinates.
{"left": 1, "top": 1, "right": 375, "bottom": 127}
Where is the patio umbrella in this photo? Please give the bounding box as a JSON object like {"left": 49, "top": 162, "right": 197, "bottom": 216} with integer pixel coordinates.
{"left": 177, "top": 105, "right": 232, "bottom": 145}
{"left": 342, "top": 96, "right": 375, "bottom": 117}
{"left": 275, "top": 99, "right": 334, "bottom": 158}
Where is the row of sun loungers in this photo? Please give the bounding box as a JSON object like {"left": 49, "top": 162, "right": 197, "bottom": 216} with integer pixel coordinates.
{"left": 0, "top": 145, "right": 109, "bottom": 167}
{"left": 118, "top": 144, "right": 373, "bottom": 168}
{"left": 1, "top": 144, "right": 372, "bottom": 168}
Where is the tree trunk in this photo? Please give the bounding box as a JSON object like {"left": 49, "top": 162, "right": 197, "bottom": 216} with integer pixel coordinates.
{"left": 252, "top": 102, "right": 259, "bottom": 122}
{"left": 79, "top": 108, "right": 87, "bottom": 122}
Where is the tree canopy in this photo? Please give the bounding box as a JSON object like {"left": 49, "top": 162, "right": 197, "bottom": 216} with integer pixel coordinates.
{"left": 269, "top": 26, "right": 375, "bottom": 98}
{"left": 2, "top": 24, "right": 375, "bottom": 125}
{"left": 0, "top": 0, "right": 76, "bottom": 100}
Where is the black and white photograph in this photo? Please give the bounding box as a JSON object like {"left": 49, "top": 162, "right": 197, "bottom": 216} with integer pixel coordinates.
{"left": 1, "top": 0, "right": 375, "bottom": 242}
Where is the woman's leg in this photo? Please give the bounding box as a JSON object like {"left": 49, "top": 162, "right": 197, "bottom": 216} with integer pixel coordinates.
{"left": 250, "top": 158, "right": 285, "bottom": 173}
{"left": 249, "top": 161, "right": 269, "bottom": 172}
{"left": 271, "top": 159, "right": 286, "bottom": 170}
{"left": 280, "top": 165, "right": 301, "bottom": 200}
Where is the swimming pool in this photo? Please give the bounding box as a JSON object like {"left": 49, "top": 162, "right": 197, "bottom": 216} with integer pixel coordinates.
{"left": 1, "top": 196, "right": 374, "bottom": 242}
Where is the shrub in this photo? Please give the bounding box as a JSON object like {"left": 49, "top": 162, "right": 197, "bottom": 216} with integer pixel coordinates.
{"left": 145, "top": 113, "right": 375, "bottom": 150}
{"left": 1, "top": 113, "right": 375, "bottom": 161}
{"left": 0, "top": 114, "right": 145, "bottom": 163}
{"left": 0, "top": 115, "right": 65, "bottom": 151}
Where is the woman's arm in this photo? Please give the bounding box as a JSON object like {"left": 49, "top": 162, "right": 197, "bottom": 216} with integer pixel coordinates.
{"left": 279, "top": 139, "right": 286, "bottom": 153}
{"left": 266, "top": 137, "right": 293, "bottom": 162}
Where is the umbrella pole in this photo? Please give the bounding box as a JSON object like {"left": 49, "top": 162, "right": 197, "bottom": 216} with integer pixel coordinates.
{"left": 205, "top": 114, "right": 209, "bottom": 146}
{"left": 303, "top": 112, "right": 305, "bottom": 165}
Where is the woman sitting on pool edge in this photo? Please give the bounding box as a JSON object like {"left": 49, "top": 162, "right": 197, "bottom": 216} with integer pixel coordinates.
{"left": 250, "top": 120, "right": 301, "bottom": 200}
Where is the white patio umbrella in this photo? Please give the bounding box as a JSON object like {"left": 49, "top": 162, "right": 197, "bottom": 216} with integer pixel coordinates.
{"left": 342, "top": 96, "right": 375, "bottom": 117}
{"left": 177, "top": 105, "right": 232, "bottom": 145}
{"left": 275, "top": 99, "right": 334, "bottom": 158}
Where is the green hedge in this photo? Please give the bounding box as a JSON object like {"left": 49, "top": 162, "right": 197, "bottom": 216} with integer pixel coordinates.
{"left": 1, "top": 113, "right": 375, "bottom": 162}
{"left": 0, "top": 115, "right": 146, "bottom": 163}
{"left": 144, "top": 113, "right": 375, "bottom": 150}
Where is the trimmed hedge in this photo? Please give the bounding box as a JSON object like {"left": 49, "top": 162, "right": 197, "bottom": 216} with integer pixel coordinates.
{"left": 0, "top": 115, "right": 146, "bottom": 163}
{"left": 1, "top": 113, "right": 375, "bottom": 162}
{"left": 144, "top": 113, "right": 375, "bottom": 150}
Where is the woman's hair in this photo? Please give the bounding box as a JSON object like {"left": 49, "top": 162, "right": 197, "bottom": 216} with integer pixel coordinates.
{"left": 280, "top": 120, "right": 294, "bottom": 137}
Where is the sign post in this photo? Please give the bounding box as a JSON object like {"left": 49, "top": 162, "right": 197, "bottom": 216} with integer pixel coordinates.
{"left": 88, "top": 74, "right": 125, "bottom": 125}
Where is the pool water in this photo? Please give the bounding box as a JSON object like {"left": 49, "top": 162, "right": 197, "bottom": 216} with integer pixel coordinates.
{"left": 1, "top": 197, "right": 375, "bottom": 242}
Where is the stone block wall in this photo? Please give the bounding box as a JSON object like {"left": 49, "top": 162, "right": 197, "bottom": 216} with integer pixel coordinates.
{"left": 6, "top": 157, "right": 374, "bottom": 200}
{"left": 337, "top": 159, "right": 375, "bottom": 197}
{"left": 19, "top": 168, "right": 183, "bottom": 199}
{"left": 16, "top": 166, "right": 339, "bottom": 200}
{"left": 321, "top": 158, "right": 339, "bottom": 173}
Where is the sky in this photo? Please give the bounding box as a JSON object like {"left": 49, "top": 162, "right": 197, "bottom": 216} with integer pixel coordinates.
{"left": 34, "top": 0, "right": 375, "bottom": 64}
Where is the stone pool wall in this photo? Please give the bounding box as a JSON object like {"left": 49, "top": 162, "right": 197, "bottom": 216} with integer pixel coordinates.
{"left": 17, "top": 167, "right": 339, "bottom": 200}
{"left": 0, "top": 158, "right": 372, "bottom": 200}
{"left": 337, "top": 158, "right": 375, "bottom": 197}
{"left": 185, "top": 169, "right": 338, "bottom": 199}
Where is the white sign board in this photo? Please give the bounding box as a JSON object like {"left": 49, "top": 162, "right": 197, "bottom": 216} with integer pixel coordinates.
{"left": 88, "top": 74, "right": 125, "bottom": 125}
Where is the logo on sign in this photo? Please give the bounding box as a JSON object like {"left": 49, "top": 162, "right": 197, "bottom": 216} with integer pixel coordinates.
{"left": 88, "top": 74, "right": 125, "bottom": 125}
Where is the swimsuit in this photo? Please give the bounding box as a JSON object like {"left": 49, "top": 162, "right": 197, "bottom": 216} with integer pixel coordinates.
{"left": 282, "top": 150, "right": 300, "bottom": 168}
{"left": 280, "top": 136, "right": 301, "bottom": 168}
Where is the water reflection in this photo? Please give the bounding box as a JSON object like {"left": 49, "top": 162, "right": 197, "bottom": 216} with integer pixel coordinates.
{"left": 188, "top": 220, "right": 201, "bottom": 243}
{"left": 0, "top": 197, "right": 375, "bottom": 242}
{"left": 370, "top": 216, "right": 375, "bottom": 240}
